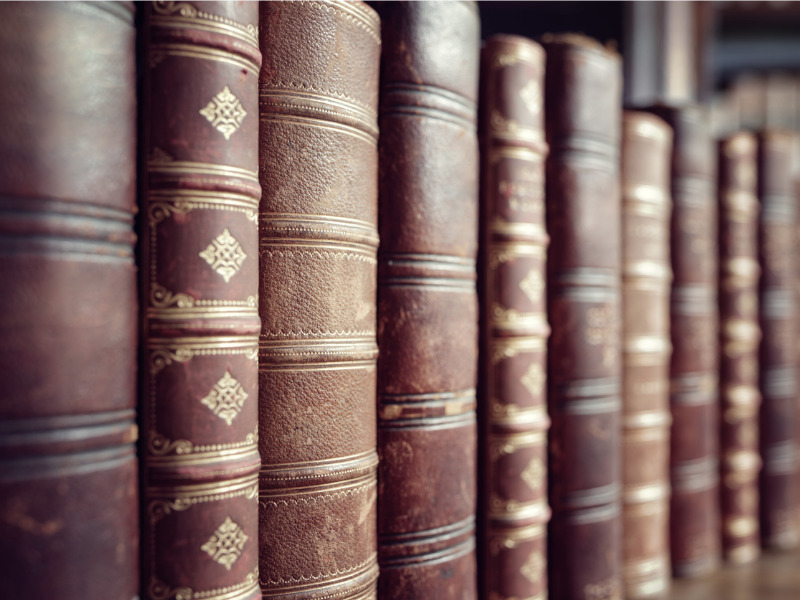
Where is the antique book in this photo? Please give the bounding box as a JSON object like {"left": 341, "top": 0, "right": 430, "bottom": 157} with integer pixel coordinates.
{"left": 650, "top": 105, "right": 720, "bottom": 578}
{"left": 376, "top": 2, "right": 480, "bottom": 598}
{"left": 718, "top": 132, "right": 762, "bottom": 564}
{"left": 258, "top": 2, "right": 380, "bottom": 598}
{"left": 543, "top": 34, "right": 623, "bottom": 600}
{"left": 620, "top": 111, "right": 673, "bottom": 598}
{"left": 0, "top": 3, "right": 139, "bottom": 598}
{"left": 757, "top": 131, "right": 800, "bottom": 549}
{"left": 478, "top": 34, "right": 550, "bottom": 600}
{"left": 139, "top": 3, "right": 261, "bottom": 600}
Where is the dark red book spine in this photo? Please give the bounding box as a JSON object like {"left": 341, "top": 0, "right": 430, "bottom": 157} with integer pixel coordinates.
{"left": 139, "top": 3, "right": 262, "bottom": 599}
{"left": 650, "top": 105, "right": 721, "bottom": 578}
{"left": 0, "top": 3, "right": 139, "bottom": 598}
{"left": 543, "top": 34, "right": 623, "bottom": 600}
{"left": 757, "top": 131, "right": 800, "bottom": 549}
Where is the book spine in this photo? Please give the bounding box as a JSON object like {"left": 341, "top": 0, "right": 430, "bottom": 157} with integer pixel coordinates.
{"left": 620, "top": 111, "right": 673, "bottom": 598}
{"left": 718, "top": 132, "right": 762, "bottom": 564}
{"left": 257, "top": 2, "right": 381, "bottom": 598}
{"left": 543, "top": 35, "right": 623, "bottom": 600}
{"left": 376, "top": 2, "right": 480, "bottom": 598}
{"left": 652, "top": 105, "right": 721, "bottom": 578}
{"left": 140, "top": 3, "right": 262, "bottom": 600}
{"left": 478, "top": 34, "right": 550, "bottom": 600}
{"left": 757, "top": 131, "right": 800, "bottom": 549}
{"left": 0, "top": 3, "right": 139, "bottom": 598}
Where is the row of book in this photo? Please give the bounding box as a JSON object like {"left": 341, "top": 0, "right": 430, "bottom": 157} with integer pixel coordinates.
{"left": 2, "top": 2, "right": 799, "bottom": 600}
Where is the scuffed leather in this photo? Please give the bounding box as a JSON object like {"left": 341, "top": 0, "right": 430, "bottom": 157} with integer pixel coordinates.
{"left": 376, "top": 2, "right": 480, "bottom": 599}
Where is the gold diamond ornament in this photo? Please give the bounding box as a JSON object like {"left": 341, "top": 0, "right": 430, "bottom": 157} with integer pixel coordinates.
{"left": 199, "top": 86, "right": 247, "bottom": 140}
{"left": 201, "top": 517, "right": 248, "bottom": 570}
{"left": 200, "top": 371, "right": 248, "bottom": 425}
{"left": 199, "top": 228, "right": 246, "bottom": 283}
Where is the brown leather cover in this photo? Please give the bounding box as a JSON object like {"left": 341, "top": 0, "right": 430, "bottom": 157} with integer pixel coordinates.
{"left": 757, "top": 131, "right": 800, "bottom": 550}
{"left": 257, "top": 2, "right": 380, "bottom": 598}
{"left": 0, "top": 3, "right": 139, "bottom": 599}
{"left": 543, "top": 34, "right": 623, "bottom": 600}
{"left": 718, "top": 132, "right": 762, "bottom": 564}
{"left": 620, "top": 111, "right": 673, "bottom": 598}
{"left": 139, "top": 3, "right": 262, "bottom": 600}
{"left": 375, "top": 2, "right": 480, "bottom": 598}
{"left": 478, "top": 34, "right": 550, "bottom": 600}
{"left": 650, "top": 105, "right": 721, "bottom": 578}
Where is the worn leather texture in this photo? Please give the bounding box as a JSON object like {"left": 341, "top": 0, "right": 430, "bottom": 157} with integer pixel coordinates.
{"left": 376, "top": 2, "right": 480, "bottom": 599}
{"left": 258, "top": 2, "right": 380, "bottom": 599}
{"left": 756, "top": 131, "right": 799, "bottom": 550}
{"left": 543, "top": 34, "right": 623, "bottom": 600}
{"left": 0, "top": 3, "right": 138, "bottom": 599}
{"left": 718, "top": 132, "right": 763, "bottom": 564}
{"left": 140, "top": 3, "right": 262, "bottom": 600}
{"left": 649, "top": 105, "right": 721, "bottom": 578}
{"left": 478, "top": 34, "right": 550, "bottom": 600}
{"left": 620, "top": 111, "right": 673, "bottom": 598}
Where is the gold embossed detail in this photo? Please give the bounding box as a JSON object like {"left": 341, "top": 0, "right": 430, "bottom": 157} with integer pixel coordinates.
{"left": 200, "top": 229, "right": 246, "bottom": 282}
{"left": 200, "top": 86, "right": 247, "bottom": 140}
{"left": 150, "top": 576, "right": 193, "bottom": 600}
{"left": 488, "top": 523, "right": 545, "bottom": 555}
{"left": 149, "top": 337, "right": 259, "bottom": 375}
{"left": 521, "top": 363, "right": 545, "bottom": 397}
{"left": 201, "top": 372, "right": 248, "bottom": 425}
{"left": 586, "top": 304, "right": 619, "bottom": 368}
{"left": 150, "top": 432, "right": 194, "bottom": 456}
{"left": 201, "top": 517, "right": 248, "bottom": 570}
{"left": 519, "top": 79, "right": 541, "bottom": 115}
{"left": 150, "top": 284, "right": 257, "bottom": 311}
{"left": 521, "top": 457, "right": 545, "bottom": 490}
{"left": 520, "top": 270, "right": 544, "bottom": 303}
{"left": 520, "top": 550, "right": 545, "bottom": 583}
{"left": 584, "top": 577, "right": 621, "bottom": 600}
{"left": 152, "top": 1, "right": 258, "bottom": 46}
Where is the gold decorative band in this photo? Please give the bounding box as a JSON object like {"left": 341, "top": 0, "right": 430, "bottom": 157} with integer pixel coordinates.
{"left": 147, "top": 153, "right": 259, "bottom": 185}
{"left": 149, "top": 569, "right": 259, "bottom": 600}
{"left": 151, "top": 1, "right": 258, "bottom": 47}
{"left": 725, "top": 516, "right": 758, "bottom": 538}
{"left": 147, "top": 429, "right": 258, "bottom": 466}
{"left": 147, "top": 473, "right": 258, "bottom": 523}
{"left": 150, "top": 43, "right": 259, "bottom": 73}
{"left": 148, "top": 336, "right": 258, "bottom": 374}
{"left": 487, "top": 145, "right": 545, "bottom": 163}
{"left": 488, "top": 220, "right": 546, "bottom": 240}
{"left": 260, "top": 88, "right": 377, "bottom": 137}
{"left": 488, "top": 497, "right": 550, "bottom": 520}
{"left": 491, "top": 39, "right": 544, "bottom": 66}
{"left": 623, "top": 184, "right": 668, "bottom": 206}
{"left": 148, "top": 189, "right": 259, "bottom": 226}
{"left": 622, "top": 482, "right": 670, "bottom": 504}
{"left": 488, "top": 431, "right": 547, "bottom": 458}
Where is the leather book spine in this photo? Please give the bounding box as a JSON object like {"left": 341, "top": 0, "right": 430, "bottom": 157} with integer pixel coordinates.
{"left": 543, "top": 34, "right": 623, "bottom": 600}
{"left": 620, "top": 111, "right": 673, "bottom": 598}
{"left": 478, "top": 35, "right": 550, "bottom": 600}
{"left": 140, "top": 3, "right": 262, "bottom": 600}
{"left": 0, "top": 3, "right": 139, "bottom": 598}
{"left": 376, "top": 2, "right": 480, "bottom": 598}
{"left": 718, "top": 132, "right": 762, "bottom": 564}
{"left": 757, "top": 131, "right": 800, "bottom": 549}
{"left": 650, "top": 105, "right": 721, "bottom": 578}
{"left": 257, "top": 2, "right": 380, "bottom": 598}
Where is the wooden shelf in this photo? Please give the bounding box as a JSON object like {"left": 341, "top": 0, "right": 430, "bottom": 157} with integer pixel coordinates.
{"left": 668, "top": 549, "right": 800, "bottom": 599}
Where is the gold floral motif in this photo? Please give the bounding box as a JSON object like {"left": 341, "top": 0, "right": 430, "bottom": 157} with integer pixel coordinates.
{"left": 519, "top": 79, "right": 541, "bottom": 115}
{"left": 153, "top": 0, "right": 198, "bottom": 17}
{"left": 200, "top": 372, "right": 248, "bottom": 425}
{"left": 200, "top": 86, "right": 247, "bottom": 140}
{"left": 149, "top": 497, "right": 193, "bottom": 523}
{"left": 150, "top": 347, "right": 196, "bottom": 375}
{"left": 521, "top": 457, "right": 545, "bottom": 491}
{"left": 201, "top": 517, "right": 248, "bottom": 570}
{"left": 521, "top": 363, "right": 545, "bottom": 398}
{"left": 520, "top": 270, "right": 544, "bottom": 303}
{"left": 520, "top": 550, "right": 545, "bottom": 583}
{"left": 151, "top": 284, "right": 197, "bottom": 308}
{"left": 199, "top": 229, "right": 246, "bottom": 282}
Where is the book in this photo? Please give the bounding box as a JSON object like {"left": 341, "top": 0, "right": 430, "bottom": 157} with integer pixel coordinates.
{"left": 757, "top": 131, "right": 800, "bottom": 549}
{"left": 650, "top": 104, "right": 721, "bottom": 578}
{"left": 257, "top": 2, "right": 381, "bottom": 598}
{"left": 478, "top": 33, "right": 550, "bottom": 600}
{"left": 139, "top": 3, "right": 262, "bottom": 599}
{"left": 542, "top": 33, "right": 623, "bottom": 600}
{"left": 0, "top": 2, "right": 139, "bottom": 598}
{"left": 718, "top": 132, "right": 762, "bottom": 564}
{"left": 375, "top": 1, "right": 480, "bottom": 598}
{"left": 620, "top": 110, "right": 673, "bottom": 597}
